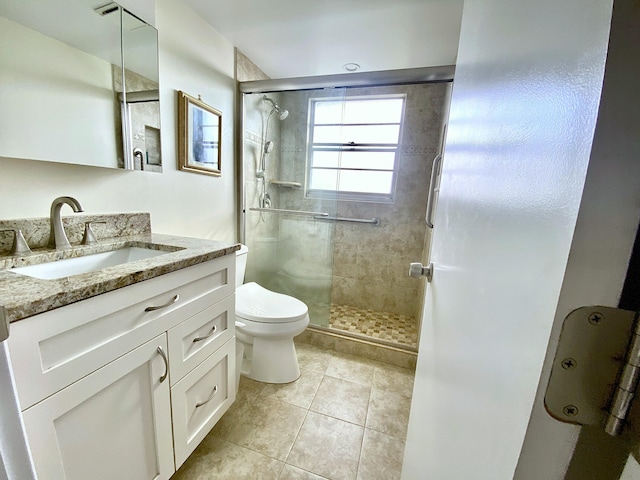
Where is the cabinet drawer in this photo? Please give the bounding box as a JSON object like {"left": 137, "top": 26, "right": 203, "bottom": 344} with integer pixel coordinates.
{"left": 9, "top": 255, "right": 234, "bottom": 410}
{"left": 171, "top": 337, "right": 235, "bottom": 469}
{"left": 168, "top": 294, "right": 234, "bottom": 385}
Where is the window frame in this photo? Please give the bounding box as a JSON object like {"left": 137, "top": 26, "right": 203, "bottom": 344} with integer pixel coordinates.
{"left": 305, "top": 93, "right": 406, "bottom": 203}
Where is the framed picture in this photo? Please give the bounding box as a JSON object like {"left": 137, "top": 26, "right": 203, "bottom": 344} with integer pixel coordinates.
{"left": 177, "top": 90, "right": 222, "bottom": 176}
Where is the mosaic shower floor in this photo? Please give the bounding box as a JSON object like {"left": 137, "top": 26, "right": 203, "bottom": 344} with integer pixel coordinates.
{"left": 328, "top": 304, "right": 418, "bottom": 349}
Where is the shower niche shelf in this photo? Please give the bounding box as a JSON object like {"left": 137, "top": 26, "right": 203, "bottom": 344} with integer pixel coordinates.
{"left": 270, "top": 180, "right": 302, "bottom": 189}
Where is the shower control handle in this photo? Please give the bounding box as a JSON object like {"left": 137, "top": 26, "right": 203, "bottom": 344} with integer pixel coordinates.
{"left": 409, "top": 262, "right": 433, "bottom": 282}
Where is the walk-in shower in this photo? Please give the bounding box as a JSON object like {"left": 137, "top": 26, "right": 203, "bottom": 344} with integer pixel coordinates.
{"left": 239, "top": 68, "right": 452, "bottom": 351}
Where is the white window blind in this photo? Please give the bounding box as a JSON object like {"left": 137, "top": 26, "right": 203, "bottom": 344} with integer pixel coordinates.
{"left": 306, "top": 95, "right": 405, "bottom": 202}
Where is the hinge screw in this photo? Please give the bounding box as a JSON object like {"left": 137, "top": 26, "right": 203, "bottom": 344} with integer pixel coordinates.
{"left": 563, "top": 405, "right": 579, "bottom": 417}
{"left": 561, "top": 358, "right": 577, "bottom": 370}
{"left": 588, "top": 312, "right": 604, "bottom": 325}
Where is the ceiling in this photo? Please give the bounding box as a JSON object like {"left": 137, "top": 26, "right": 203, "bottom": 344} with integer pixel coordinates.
{"left": 181, "top": 0, "right": 465, "bottom": 79}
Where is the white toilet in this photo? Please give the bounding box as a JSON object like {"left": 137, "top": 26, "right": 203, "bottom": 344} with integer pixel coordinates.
{"left": 235, "top": 245, "right": 309, "bottom": 383}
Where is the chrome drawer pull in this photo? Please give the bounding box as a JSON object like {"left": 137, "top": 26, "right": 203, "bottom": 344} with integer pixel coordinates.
{"left": 195, "top": 385, "right": 218, "bottom": 408}
{"left": 192, "top": 325, "right": 218, "bottom": 343}
{"left": 145, "top": 294, "right": 179, "bottom": 312}
{"left": 157, "top": 346, "right": 168, "bottom": 383}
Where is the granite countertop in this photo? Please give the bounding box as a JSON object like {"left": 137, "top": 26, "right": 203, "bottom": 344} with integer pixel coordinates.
{"left": 0, "top": 233, "right": 239, "bottom": 326}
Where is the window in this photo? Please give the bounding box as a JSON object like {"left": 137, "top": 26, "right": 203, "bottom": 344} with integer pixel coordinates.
{"left": 306, "top": 95, "right": 405, "bottom": 202}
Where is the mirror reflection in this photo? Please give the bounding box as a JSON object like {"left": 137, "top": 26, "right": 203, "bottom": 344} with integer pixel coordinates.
{"left": 0, "top": 0, "right": 161, "bottom": 171}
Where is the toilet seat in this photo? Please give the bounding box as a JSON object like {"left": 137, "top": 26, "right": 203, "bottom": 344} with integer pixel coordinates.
{"left": 236, "top": 282, "right": 308, "bottom": 323}
{"left": 235, "top": 315, "right": 309, "bottom": 340}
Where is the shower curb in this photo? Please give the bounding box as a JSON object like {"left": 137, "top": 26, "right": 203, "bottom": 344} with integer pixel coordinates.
{"left": 296, "top": 326, "right": 417, "bottom": 370}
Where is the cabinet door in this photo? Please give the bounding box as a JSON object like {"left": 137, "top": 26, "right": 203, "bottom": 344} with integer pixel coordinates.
{"left": 171, "top": 337, "right": 236, "bottom": 469}
{"left": 22, "top": 334, "right": 174, "bottom": 480}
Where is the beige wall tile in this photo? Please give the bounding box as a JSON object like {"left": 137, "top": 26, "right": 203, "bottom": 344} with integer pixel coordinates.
{"left": 330, "top": 276, "right": 357, "bottom": 305}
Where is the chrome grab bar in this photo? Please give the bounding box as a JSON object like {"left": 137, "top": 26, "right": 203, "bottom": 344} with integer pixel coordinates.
{"left": 270, "top": 180, "right": 302, "bottom": 188}
{"left": 249, "top": 207, "right": 329, "bottom": 217}
{"left": 313, "top": 216, "right": 380, "bottom": 226}
{"left": 425, "top": 154, "right": 443, "bottom": 228}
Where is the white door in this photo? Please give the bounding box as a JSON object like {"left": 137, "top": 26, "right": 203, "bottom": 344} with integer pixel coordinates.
{"left": 22, "top": 335, "right": 174, "bottom": 480}
{"left": 402, "top": 0, "right": 640, "bottom": 478}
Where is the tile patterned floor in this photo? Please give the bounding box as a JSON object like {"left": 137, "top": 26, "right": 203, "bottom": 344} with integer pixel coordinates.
{"left": 328, "top": 304, "right": 418, "bottom": 349}
{"left": 172, "top": 342, "right": 415, "bottom": 480}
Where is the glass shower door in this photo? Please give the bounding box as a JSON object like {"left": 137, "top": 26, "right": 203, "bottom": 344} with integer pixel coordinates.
{"left": 242, "top": 89, "right": 344, "bottom": 327}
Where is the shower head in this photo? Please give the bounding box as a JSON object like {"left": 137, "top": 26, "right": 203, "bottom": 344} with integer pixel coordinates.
{"left": 264, "top": 141, "right": 274, "bottom": 154}
{"left": 263, "top": 95, "right": 289, "bottom": 120}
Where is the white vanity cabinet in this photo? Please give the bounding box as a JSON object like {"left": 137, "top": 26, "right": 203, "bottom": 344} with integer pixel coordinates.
{"left": 21, "top": 334, "right": 174, "bottom": 480}
{"left": 7, "top": 253, "right": 236, "bottom": 480}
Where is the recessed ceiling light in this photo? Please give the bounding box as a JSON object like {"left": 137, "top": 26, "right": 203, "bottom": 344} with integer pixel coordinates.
{"left": 343, "top": 63, "right": 360, "bottom": 72}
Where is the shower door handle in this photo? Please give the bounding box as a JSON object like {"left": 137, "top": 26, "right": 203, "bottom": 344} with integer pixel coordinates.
{"left": 409, "top": 262, "right": 433, "bottom": 282}
{"left": 425, "top": 154, "right": 442, "bottom": 228}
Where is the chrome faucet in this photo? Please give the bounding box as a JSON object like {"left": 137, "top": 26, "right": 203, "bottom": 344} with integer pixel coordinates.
{"left": 48, "top": 196, "right": 84, "bottom": 249}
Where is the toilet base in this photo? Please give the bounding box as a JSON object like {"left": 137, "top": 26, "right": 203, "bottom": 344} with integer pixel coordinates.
{"left": 238, "top": 336, "right": 301, "bottom": 384}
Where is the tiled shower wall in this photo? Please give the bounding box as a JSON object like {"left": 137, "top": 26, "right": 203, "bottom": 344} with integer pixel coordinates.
{"left": 276, "top": 84, "right": 448, "bottom": 319}
{"left": 237, "top": 50, "right": 283, "bottom": 287}
{"left": 242, "top": 91, "right": 284, "bottom": 287}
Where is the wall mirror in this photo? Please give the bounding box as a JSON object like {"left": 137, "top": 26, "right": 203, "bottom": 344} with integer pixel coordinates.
{"left": 177, "top": 91, "right": 222, "bottom": 176}
{"left": 0, "top": 0, "right": 161, "bottom": 172}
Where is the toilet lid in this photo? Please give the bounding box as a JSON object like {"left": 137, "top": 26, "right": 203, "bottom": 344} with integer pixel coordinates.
{"left": 236, "top": 282, "right": 308, "bottom": 323}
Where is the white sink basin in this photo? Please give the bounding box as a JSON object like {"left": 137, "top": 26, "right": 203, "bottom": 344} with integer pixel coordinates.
{"left": 11, "top": 247, "right": 170, "bottom": 280}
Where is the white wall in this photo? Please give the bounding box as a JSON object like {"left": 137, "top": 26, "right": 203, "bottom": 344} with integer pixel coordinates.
{"left": 0, "top": 0, "right": 237, "bottom": 243}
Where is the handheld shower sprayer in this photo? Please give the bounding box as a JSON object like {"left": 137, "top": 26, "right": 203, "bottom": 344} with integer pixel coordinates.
{"left": 257, "top": 140, "right": 274, "bottom": 178}
{"left": 256, "top": 95, "right": 288, "bottom": 221}
{"left": 263, "top": 96, "right": 289, "bottom": 120}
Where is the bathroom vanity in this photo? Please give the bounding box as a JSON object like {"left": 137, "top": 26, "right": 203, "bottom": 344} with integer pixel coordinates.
{"left": 0, "top": 215, "right": 238, "bottom": 480}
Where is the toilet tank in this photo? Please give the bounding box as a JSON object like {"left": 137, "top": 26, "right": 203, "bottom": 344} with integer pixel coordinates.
{"left": 235, "top": 244, "right": 249, "bottom": 288}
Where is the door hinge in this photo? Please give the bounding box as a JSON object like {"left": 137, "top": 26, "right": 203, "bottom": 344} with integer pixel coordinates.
{"left": 545, "top": 306, "right": 640, "bottom": 436}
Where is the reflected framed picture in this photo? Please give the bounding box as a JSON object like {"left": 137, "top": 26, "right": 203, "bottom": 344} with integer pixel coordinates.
{"left": 177, "top": 90, "right": 222, "bottom": 176}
